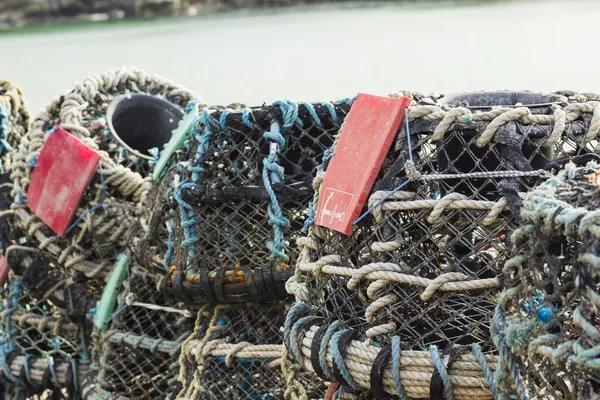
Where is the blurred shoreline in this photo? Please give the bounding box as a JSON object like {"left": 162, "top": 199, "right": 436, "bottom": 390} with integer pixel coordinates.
{"left": 0, "top": 0, "right": 512, "bottom": 31}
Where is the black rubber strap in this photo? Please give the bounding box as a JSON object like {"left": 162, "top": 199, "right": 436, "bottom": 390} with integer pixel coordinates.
{"left": 291, "top": 316, "right": 324, "bottom": 363}
{"left": 370, "top": 343, "right": 392, "bottom": 400}
{"left": 198, "top": 268, "right": 215, "bottom": 303}
{"left": 331, "top": 329, "right": 358, "bottom": 387}
{"left": 310, "top": 324, "right": 329, "bottom": 380}
{"left": 160, "top": 271, "right": 174, "bottom": 301}
{"left": 214, "top": 268, "right": 226, "bottom": 304}
{"left": 253, "top": 267, "right": 268, "bottom": 302}
{"left": 171, "top": 270, "right": 186, "bottom": 302}
{"left": 430, "top": 345, "right": 470, "bottom": 400}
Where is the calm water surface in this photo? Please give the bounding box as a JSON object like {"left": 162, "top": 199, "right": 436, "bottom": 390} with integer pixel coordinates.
{"left": 0, "top": 0, "right": 597, "bottom": 112}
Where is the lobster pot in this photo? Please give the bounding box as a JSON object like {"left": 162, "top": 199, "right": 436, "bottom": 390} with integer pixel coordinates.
{"left": 0, "top": 80, "right": 28, "bottom": 171}
{"left": 152, "top": 100, "right": 351, "bottom": 400}
{"left": 6, "top": 66, "right": 197, "bottom": 302}
{"left": 85, "top": 265, "right": 195, "bottom": 399}
{"left": 0, "top": 67, "right": 198, "bottom": 399}
{"left": 496, "top": 163, "right": 600, "bottom": 399}
{"left": 288, "top": 91, "right": 600, "bottom": 399}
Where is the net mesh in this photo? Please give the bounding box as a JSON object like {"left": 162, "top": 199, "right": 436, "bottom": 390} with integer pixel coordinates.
{"left": 87, "top": 265, "right": 195, "bottom": 399}
{"left": 285, "top": 91, "right": 600, "bottom": 399}
{"left": 495, "top": 162, "right": 600, "bottom": 400}
{"left": 146, "top": 99, "right": 353, "bottom": 400}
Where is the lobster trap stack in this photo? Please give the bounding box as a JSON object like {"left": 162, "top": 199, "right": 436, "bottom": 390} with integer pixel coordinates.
{"left": 150, "top": 100, "right": 354, "bottom": 399}
{"left": 0, "top": 67, "right": 198, "bottom": 399}
{"left": 496, "top": 162, "right": 600, "bottom": 400}
{"left": 285, "top": 91, "right": 600, "bottom": 399}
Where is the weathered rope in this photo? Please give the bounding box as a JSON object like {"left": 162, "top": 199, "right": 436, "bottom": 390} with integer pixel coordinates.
{"left": 282, "top": 315, "right": 498, "bottom": 399}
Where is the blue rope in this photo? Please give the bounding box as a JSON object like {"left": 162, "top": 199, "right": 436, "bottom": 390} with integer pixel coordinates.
{"left": 321, "top": 101, "right": 338, "bottom": 124}
{"left": 330, "top": 330, "right": 360, "bottom": 390}
{"left": 289, "top": 315, "right": 315, "bottom": 363}
{"left": 472, "top": 343, "right": 498, "bottom": 399}
{"left": 391, "top": 336, "right": 410, "bottom": 400}
{"left": 494, "top": 306, "right": 529, "bottom": 400}
{"left": 283, "top": 302, "right": 310, "bottom": 347}
{"left": 219, "top": 108, "right": 233, "bottom": 130}
{"left": 262, "top": 122, "right": 290, "bottom": 262}
{"left": 242, "top": 108, "right": 255, "bottom": 130}
{"left": 430, "top": 345, "right": 454, "bottom": 400}
{"left": 319, "top": 321, "right": 341, "bottom": 381}
{"left": 105, "top": 304, "right": 129, "bottom": 325}
{"left": 174, "top": 180, "right": 200, "bottom": 265}
{"left": 163, "top": 219, "right": 175, "bottom": 269}
{"left": 273, "top": 99, "right": 301, "bottom": 128}
{"left": 0, "top": 279, "right": 21, "bottom": 385}
{"left": 23, "top": 355, "right": 32, "bottom": 385}
{"left": 301, "top": 102, "right": 322, "bottom": 127}
{"left": 190, "top": 108, "right": 219, "bottom": 183}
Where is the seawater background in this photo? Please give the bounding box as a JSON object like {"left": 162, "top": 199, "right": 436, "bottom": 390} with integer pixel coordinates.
{"left": 0, "top": 0, "right": 598, "bottom": 112}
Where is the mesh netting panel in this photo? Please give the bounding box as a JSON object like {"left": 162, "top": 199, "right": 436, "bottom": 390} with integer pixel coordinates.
{"left": 285, "top": 91, "right": 600, "bottom": 399}
{"left": 0, "top": 277, "right": 90, "bottom": 398}
{"left": 89, "top": 266, "right": 195, "bottom": 399}
{"left": 495, "top": 163, "right": 600, "bottom": 399}
{"left": 178, "top": 303, "right": 327, "bottom": 400}
{"left": 159, "top": 101, "right": 350, "bottom": 293}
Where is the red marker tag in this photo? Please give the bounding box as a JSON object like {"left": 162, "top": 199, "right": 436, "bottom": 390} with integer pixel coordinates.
{"left": 27, "top": 126, "right": 102, "bottom": 237}
{"left": 0, "top": 255, "right": 9, "bottom": 287}
{"left": 316, "top": 93, "right": 411, "bottom": 235}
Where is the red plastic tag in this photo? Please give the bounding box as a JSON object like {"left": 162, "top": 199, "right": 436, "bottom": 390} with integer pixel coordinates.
{"left": 27, "top": 126, "right": 102, "bottom": 237}
{"left": 0, "top": 255, "right": 9, "bottom": 287}
{"left": 316, "top": 93, "right": 411, "bottom": 235}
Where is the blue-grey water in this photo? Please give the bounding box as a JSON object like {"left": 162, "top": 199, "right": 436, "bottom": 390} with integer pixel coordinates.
{"left": 1, "top": 0, "right": 598, "bottom": 113}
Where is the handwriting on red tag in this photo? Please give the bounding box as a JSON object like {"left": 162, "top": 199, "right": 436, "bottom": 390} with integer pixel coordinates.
{"left": 28, "top": 126, "right": 102, "bottom": 237}
{"left": 315, "top": 93, "right": 411, "bottom": 235}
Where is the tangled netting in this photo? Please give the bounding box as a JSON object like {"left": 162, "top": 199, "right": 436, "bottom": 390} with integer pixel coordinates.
{"left": 142, "top": 99, "right": 354, "bottom": 400}
{"left": 284, "top": 91, "right": 600, "bottom": 399}
{"left": 0, "top": 67, "right": 199, "bottom": 399}
{"left": 0, "top": 80, "right": 29, "bottom": 172}
{"left": 495, "top": 162, "right": 600, "bottom": 400}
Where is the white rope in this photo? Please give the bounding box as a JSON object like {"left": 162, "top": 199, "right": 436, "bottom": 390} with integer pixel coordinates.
{"left": 124, "top": 292, "right": 193, "bottom": 318}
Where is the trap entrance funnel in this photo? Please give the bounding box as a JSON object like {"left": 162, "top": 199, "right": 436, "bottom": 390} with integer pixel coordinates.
{"left": 106, "top": 93, "right": 183, "bottom": 160}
